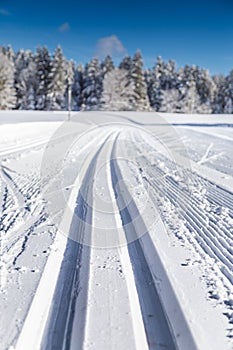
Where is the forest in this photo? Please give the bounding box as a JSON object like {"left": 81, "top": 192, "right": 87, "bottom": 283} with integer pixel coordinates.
{"left": 0, "top": 45, "right": 232, "bottom": 113}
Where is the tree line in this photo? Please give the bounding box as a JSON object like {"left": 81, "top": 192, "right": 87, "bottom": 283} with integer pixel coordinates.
{"left": 0, "top": 45, "right": 232, "bottom": 113}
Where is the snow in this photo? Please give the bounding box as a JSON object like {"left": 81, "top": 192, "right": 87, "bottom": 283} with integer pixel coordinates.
{"left": 1, "top": 46, "right": 233, "bottom": 113}
{"left": 0, "top": 111, "right": 233, "bottom": 350}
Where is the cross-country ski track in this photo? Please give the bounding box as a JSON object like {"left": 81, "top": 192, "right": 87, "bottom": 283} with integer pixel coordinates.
{"left": 0, "top": 111, "right": 233, "bottom": 350}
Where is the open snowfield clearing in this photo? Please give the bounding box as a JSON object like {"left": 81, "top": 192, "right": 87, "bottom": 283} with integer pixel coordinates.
{"left": 0, "top": 111, "right": 233, "bottom": 350}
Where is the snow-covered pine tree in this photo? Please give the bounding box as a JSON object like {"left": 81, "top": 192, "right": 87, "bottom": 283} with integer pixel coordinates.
{"left": 179, "top": 76, "right": 200, "bottom": 113}
{"left": 101, "top": 68, "right": 135, "bottom": 110}
{"left": 130, "top": 50, "right": 151, "bottom": 110}
{"left": 2, "top": 45, "right": 15, "bottom": 63}
{"left": 160, "top": 59, "right": 177, "bottom": 91}
{"left": 14, "top": 49, "right": 36, "bottom": 109}
{"left": 159, "top": 59, "right": 180, "bottom": 112}
{"left": 160, "top": 89, "right": 180, "bottom": 113}
{"left": 82, "top": 58, "right": 102, "bottom": 110}
{"left": 176, "top": 65, "right": 195, "bottom": 113}
{"left": 223, "top": 70, "right": 233, "bottom": 114}
{"left": 144, "top": 68, "right": 153, "bottom": 107}
{"left": 101, "top": 55, "right": 114, "bottom": 76}
{"left": 64, "top": 60, "right": 74, "bottom": 112}
{"left": 17, "top": 59, "right": 36, "bottom": 110}
{"left": 147, "top": 56, "right": 163, "bottom": 111}
{"left": 175, "top": 66, "right": 186, "bottom": 112}
{"left": 119, "top": 56, "right": 133, "bottom": 71}
{"left": 15, "top": 49, "right": 28, "bottom": 109}
{"left": 195, "top": 68, "right": 216, "bottom": 113}
{"left": 34, "top": 46, "right": 53, "bottom": 110}
{"left": 47, "top": 45, "right": 67, "bottom": 110}
{"left": 0, "top": 52, "right": 16, "bottom": 109}
{"left": 212, "top": 74, "right": 226, "bottom": 113}
{"left": 99, "top": 55, "right": 115, "bottom": 109}
{"left": 72, "top": 63, "right": 84, "bottom": 110}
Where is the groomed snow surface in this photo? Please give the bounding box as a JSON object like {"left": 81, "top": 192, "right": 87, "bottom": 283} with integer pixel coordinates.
{"left": 0, "top": 111, "right": 233, "bottom": 350}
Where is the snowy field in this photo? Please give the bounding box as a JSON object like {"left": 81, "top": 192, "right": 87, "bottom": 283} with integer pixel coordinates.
{"left": 0, "top": 111, "right": 233, "bottom": 350}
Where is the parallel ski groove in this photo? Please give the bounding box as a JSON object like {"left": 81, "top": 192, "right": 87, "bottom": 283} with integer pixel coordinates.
{"left": 131, "top": 139, "right": 233, "bottom": 285}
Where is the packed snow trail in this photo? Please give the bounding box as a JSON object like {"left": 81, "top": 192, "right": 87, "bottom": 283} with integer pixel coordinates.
{"left": 1, "top": 111, "right": 233, "bottom": 350}
{"left": 34, "top": 129, "right": 187, "bottom": 349}
{"left": 15, "top": 125, "right": 198, "bottom": 350}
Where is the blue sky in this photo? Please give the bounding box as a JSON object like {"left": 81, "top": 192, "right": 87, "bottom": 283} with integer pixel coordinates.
{"left": 0, "top": 0, "right": 232, "bottom": 75}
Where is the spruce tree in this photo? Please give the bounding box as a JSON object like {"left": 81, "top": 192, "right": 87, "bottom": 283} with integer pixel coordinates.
{"left": 224, "top": 70, "right": 233, "bottom": 114}
{"left": 213, "top": 74, "right": 225, "bottom": 113}
{"left": 15, "top": 50, "right": 36, "bottom": 109}
{"left": 131, "top": 50, "right": 150, "bottom": 110}
{"left": 17, "top": 60, "right": 36, "bottom": 110}
{"left": 34, "top": 46, "right": 53, "bottom": 110}
{"left": 119, "top": 56, "right": 133, "bottom": 71}
{"left": 47, "top": 45, "right": 67, "bottom": 110}
{"left": 82, "top": 58, "right": 102, "bottom": 110}
{"left": 101, "top": 55, "right": 114, "bottom": 76}
{"left": 196, "top": 68, "right": 216, "bottom": 113}
{"left": 147, "top": 56, "right": 164, "bottom": 111}
{"left": 73, "top": 64, "right": 84, "bottom": 110}
{"left": 179, "top": 77, "right": 200, "bottom": 113}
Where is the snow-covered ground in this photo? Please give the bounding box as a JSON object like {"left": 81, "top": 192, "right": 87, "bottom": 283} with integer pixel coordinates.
{"left": 0, "top": 111, "right": 233, "bottom": 350}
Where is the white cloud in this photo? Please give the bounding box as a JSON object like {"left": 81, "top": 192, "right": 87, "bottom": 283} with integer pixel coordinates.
{"left": 59, "top": 22, "right": 70, "bottom": 33}
{"left": 0, "top": 9, "right": 10, "bottom": 16}
{"left": 95, "top": 35, "right": 126, "bottom": 57}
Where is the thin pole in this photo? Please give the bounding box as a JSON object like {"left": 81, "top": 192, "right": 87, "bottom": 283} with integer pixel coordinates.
{"left": 67, "top": 60, "right": 74, "bottom": 121}
{"left": 68, "top": 86, "right": 71, "bottom": 121}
